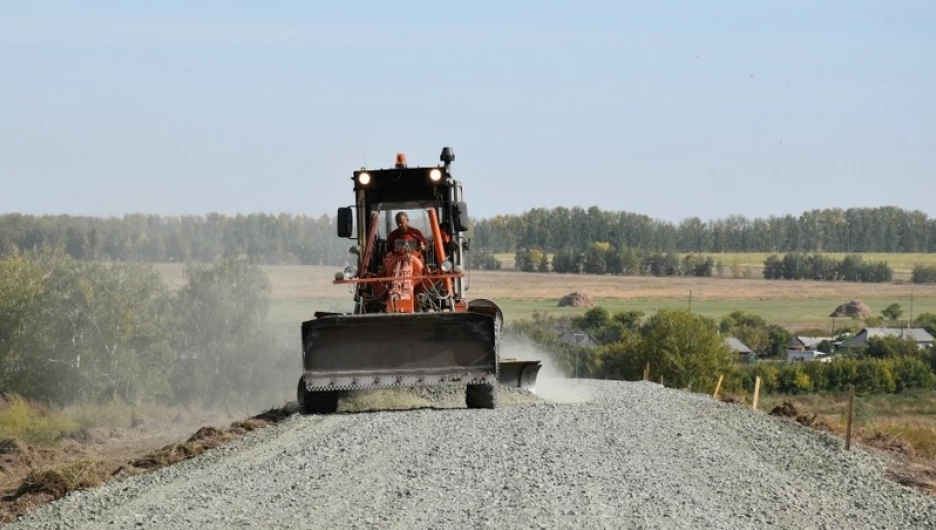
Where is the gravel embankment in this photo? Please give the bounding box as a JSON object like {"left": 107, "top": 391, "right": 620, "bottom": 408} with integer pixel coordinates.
{"left": 6, "top": 379, "right": 936, "bottom": 530}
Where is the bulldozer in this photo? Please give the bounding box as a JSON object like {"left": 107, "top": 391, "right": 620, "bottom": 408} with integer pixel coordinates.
{"left": 297, "top": 147, "right": 541, "bottom": 414}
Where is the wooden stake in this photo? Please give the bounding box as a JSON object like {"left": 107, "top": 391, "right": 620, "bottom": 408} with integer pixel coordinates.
{"left": 752, "top": 376, "right": 761, "bottom": 410}
{"left": 845, "top": 384, "right": 856, "bottom": 451}
{"left": 643, "top": 363, "right": 649, "bottom": 381}
{"left": 713, "top": 374, "right": 724, "bottom": 399}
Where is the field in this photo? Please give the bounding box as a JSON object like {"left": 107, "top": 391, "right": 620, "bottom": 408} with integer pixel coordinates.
{"left": 759, "top": 391, "right": 936, "bottom": 459}
{"left": 154, "top": 262, "right": 936, "bottom": 330}
{"left": 493, "top": 252, "right": 936, "bottom": 280}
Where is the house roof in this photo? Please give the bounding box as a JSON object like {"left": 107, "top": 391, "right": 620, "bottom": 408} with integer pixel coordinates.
{"left": 790, "top": 336, "right": 832, "bottom": 348}
{"left": 725, "top": 337, "right": 753, "bottom": 354}
{"left": 841, "top": 327, "right": 935, "bottom": 346}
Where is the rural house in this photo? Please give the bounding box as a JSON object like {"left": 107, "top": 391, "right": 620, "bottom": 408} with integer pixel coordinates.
{"left": 787, "top": 349, "right": 835, "bottom": 362}
{"left": 788, "top": 336, "right": 833, "bottom": 352}
{"left": 838, "top": 328, "right": 935, "bottom": 349}
{"left": 724, "top": 337, "right": 756, "bottom": 362}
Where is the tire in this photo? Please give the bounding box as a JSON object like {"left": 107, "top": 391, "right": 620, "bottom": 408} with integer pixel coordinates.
{"left": 297, "top": 378, "right": 340, "bottom": 414}
{"left": 465, "top": 383, "right": 496, "bottom": 409}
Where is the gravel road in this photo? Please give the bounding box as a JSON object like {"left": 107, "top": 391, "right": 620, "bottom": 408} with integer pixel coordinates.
{"left": 7, "top": 379, "right": 936, "bottom": 530}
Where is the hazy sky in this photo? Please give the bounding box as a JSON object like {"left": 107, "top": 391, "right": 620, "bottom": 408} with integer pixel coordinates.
{"left": 1, "top": 1, "right": 933, "bottom": 222}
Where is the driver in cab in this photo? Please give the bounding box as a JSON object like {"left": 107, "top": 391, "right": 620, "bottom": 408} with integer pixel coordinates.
{"left": 386, "top": 212, "right": 427, "bottom": 254}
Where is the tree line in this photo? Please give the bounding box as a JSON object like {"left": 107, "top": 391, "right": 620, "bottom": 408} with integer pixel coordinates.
{"left": 2, "top": 205, "right": 935, "bottom": 267}
{"left": 473, "top": 205, "right": 936, "bottom": 253}
{"left": 0, "top": 213, "right": 351, "bottom": 266}
{"left": 512, "top": 244, "right": 716, "bottom": 277}
{"left": 762, "top": 253, "right": 893, "bottom": 283}
{"left": 0, "top": 249, "right": 293, "bottom": 408}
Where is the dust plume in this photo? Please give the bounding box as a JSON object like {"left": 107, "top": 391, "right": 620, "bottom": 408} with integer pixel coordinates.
{"left": 500, "top": 333, "right": 592, "bottom": 404}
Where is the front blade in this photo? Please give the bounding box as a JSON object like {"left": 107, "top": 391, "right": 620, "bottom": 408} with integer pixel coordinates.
{"left": 300, "top": 312, "right": 498, "bottom": 391}
{"left": 498, "top": 360, "right": 542, "bottom": 392}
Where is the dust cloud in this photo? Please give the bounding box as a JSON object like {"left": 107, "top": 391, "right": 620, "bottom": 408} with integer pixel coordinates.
{"left": 500, "top": 333, "right": 592, "bottom": 404}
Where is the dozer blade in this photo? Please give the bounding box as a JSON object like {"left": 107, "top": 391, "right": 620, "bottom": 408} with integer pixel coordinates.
{"left": 300, "top": 312, "right": 498, "bottom": 391}
{"left": 498, "top": 360, "right": 542, "bottom": 393}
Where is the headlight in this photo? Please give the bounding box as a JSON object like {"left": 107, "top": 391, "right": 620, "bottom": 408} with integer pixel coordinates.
{"left": 429, "top": 168, "right": 442, "bottom": 182}
{"left": 343, "top": 266, "right": 359, "bottom": 279}
{"left": 440, "top": 260, "right": 453, "bottom": 273}
{"left": 358, "top": 172, "right": 371, "bottom": 185}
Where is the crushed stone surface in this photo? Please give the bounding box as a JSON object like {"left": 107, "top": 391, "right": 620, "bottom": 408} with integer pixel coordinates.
{"left": 6, "top": 379, "right": 936, "bottom": 530}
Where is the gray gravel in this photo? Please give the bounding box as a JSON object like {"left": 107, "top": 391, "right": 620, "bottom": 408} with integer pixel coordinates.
{"left": 6, "top": 379, "right": 936, "bottom": 530}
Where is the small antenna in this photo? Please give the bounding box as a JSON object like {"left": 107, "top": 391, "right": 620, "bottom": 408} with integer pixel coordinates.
{"left": 361, "top": 152, "right": 368, "bottom": 169}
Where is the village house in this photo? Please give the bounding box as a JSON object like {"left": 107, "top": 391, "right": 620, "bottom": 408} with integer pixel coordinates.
{"left": 838, "top": 328, "right": 935, "bottom": 350}
{"left": 724, "top": 337, "right": 756, "bottom": 363}
{"left": 788, "top": 336, "right": 833, "bottom": 352}
{"left": 787, "top": 349, "right": 835, "bottom": 363}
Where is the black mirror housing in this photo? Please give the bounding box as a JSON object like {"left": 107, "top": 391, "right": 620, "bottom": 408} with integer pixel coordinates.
{"left": 337, "top": 207, "right": 354, "bottom": 238}
{"left": 454, "top": 201, "right": 470, "bottom": 232}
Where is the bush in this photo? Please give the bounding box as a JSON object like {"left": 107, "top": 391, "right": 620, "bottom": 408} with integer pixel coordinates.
{"left": 912, "top": 264, "right": 936, "bottom": 284}
{"left": 739, "top": 357, "right": 936, "bottom": 396}
{"left": 470, "top": 250, "right": 502, "bottom": 271}
{"left": 0, "top": 394, "right": 78, "bottom": 445}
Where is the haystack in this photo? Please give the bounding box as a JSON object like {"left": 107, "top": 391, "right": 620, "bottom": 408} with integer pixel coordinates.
{"left": 829, "top": 300, "right": 873, "bottom": 319}
{"left": 558, "top": 292, "right": 594, "bottom": 308}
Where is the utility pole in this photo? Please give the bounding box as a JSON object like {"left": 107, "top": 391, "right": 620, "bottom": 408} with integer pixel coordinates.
{"left": 910, "top": 289, "right": 914, "bottom": 323}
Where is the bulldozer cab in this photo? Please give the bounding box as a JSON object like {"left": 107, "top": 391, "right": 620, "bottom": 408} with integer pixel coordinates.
{"left": 373, "top": 202, "right": 437, "bottom": 261}
{"left": 335, "top": 153, "right": 470, "bottom": 312}
{"left": 298, "top": 147, "right": 541, "bottom": 413}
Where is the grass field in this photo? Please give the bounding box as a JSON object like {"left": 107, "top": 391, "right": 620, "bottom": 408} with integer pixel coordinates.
{"left": 493, "top": 297, "right": 936, "bottom": 328}
{"left": 759, "top": 391, "right": 936, "bottom": 458}
{"left": 154, "top": 263, "right": 936, "bottom": 331}
{"left": 493, "top": 252, "right": 936, "bottom": 280}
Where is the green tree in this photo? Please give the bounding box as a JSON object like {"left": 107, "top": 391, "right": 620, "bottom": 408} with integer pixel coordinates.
{"left": 611, "top": 310, "right": 644, "bottom": 330}
{"left": 914, "top": 313, "right": 936, "bottom": 337}
{"left": 551, "top": 247, "right": 583, "bottom": 273}
{"left": 619, "top": 310, "right": 734, "bottom": 389}
{"left": 881, "top": 303, "right": 903, "bottom": 321}
{"left": 864, "top": 336, "right": 919, "bottom": 359}
{"left": 582, "top": 242, "right": 610, "bottom": 275}
{"left": 537, "top": 253, "right": 550, "bottom": 273}
{"left": 172, "top": 257, "right": 273, "bottom": 406}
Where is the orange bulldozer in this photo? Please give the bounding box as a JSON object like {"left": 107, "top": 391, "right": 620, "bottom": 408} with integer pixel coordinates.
{"left": 297, "top": 148, "right": 541, "bottom": 413}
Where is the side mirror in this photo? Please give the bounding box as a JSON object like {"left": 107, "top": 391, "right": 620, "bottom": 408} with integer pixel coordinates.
{"left": 337, "top": 207, "right": 354, "bottom": 238}
{"left": 453, "top": 202, "right": 470, "bottom": 232}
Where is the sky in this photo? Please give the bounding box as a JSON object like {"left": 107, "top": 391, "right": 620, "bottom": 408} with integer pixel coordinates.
{"left": 1, "top": 1, "right": 933, "bottom": 222}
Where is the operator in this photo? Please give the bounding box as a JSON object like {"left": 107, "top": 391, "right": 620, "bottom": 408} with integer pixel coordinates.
{"left": 386, "top": 212, "right": 427, "bottom": 253}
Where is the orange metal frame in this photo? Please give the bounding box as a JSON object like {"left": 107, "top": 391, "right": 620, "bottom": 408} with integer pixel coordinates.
{"left": 335, "top": 207, "right": 463, "bottom": 313}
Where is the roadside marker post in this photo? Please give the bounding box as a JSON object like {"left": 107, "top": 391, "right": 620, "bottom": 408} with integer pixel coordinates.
{"left": 713, "top": 374, "right": 724, "bottom": 399}
{"left": 753, "top": 376, "right": 761, "bottom": 411}
{"left": 846, "top": 384, "right": 856, "bottom": 451}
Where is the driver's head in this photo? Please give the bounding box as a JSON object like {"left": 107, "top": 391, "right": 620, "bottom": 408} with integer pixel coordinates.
{"left": 395, "top": 212, "right": 409, "bottom": 229}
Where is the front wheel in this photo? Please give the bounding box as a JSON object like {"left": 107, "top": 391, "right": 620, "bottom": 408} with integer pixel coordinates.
{"left": 297, "top": 377, "right": 340, "bottom": 414}
{"left": 466, "top": 383, "right": 496, "bottom": 409}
